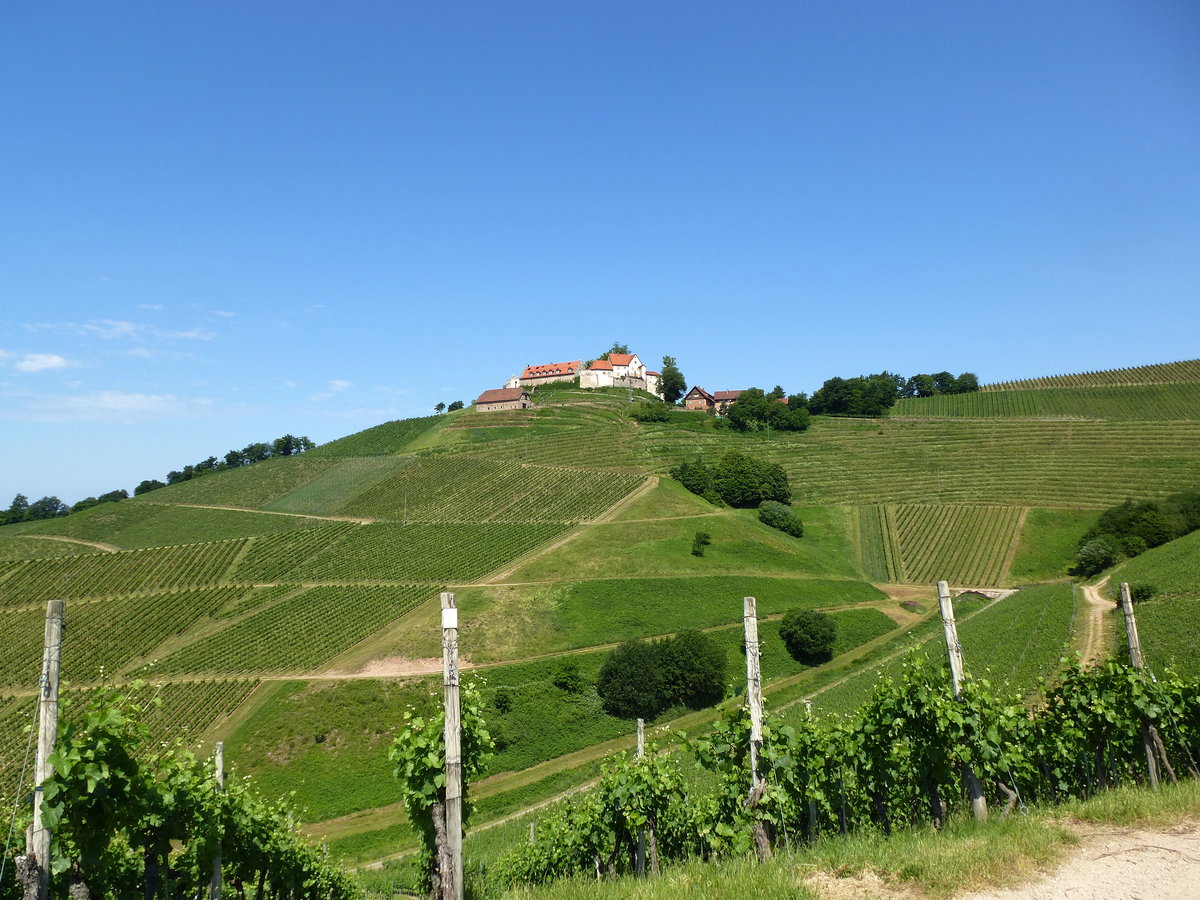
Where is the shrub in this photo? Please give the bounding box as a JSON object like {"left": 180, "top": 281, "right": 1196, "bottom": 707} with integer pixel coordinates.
{"left": 1075, "top": 535, "right": 1121, "bottom": 576}
{"left": 552, "top": 659, "right": 588, "bottom": 694}
{"left": 1129, "top": 583, "right": 1157, "bottom": 604}
{"left": 691, "top": 531, "right": 712, "bottom": 556}
{"left": 758, "top": 500, "right": 804, "bottom": 537}
{"left": 778, "top": 609, "right": 836, "bottom": 663}
{"left": 630, "top": 402, "right": 671, "bottom": 422}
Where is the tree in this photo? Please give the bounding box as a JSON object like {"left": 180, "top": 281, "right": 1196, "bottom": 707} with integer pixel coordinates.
{"left": 134, "top": 479, "right": 166, "bottom": 496}
{"left": 954, "top": 372, "right": 980, "bottom": 393}
{"left": 659, "top": 356, "right": 687, "bottom": 405}
{"left": 778, "top": 609, "right": 836, "bottom": 663}
{"left": 26, "top": 496, "right": 68, "bottom": 520}
{"left": 712, "top": 451, "right": 790, "bottom": 507}
{"left": 766, "top": 385, "right": 785, "bottom": 401}
{"left": 434, "top": 402, "right": 446, "bottom": 414}
{"left": 597, "top": 640, "right": 665, "bottom": 719}
{"left": 4, "top": 493, "right": 29, "bottom": 524}
{"left": 447, "top": 400, "right": 465, "bottom": 412}
{"left": 906, "top": 374, "right": 936, "bottom": 398}
{"left": 599, "top": 341, "right": 630, "bottom": 361}
{"left": 932, "top": 371, "right": 956, "bottom": 394}
{"left": 691, "top": 530, "right": 712, "bottom": 556}
{"left": 656, "top": 630, "right": 726, "bottom": 709}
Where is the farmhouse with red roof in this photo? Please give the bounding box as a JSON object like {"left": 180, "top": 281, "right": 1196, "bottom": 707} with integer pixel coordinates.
{"left": 475, "top": 387, "right": 534, "bottom": 411}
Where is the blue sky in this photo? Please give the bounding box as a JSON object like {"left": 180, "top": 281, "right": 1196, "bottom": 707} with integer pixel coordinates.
{"left": 2, "top": 1, "right": 1198, "bottom": 504}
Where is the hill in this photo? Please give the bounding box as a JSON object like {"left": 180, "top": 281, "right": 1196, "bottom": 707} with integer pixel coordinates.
{"left": 2, "top": 366, "right": 1200, "bottom": 886}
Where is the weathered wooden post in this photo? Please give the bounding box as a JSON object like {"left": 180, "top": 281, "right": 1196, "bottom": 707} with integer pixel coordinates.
{"left": 441, "top": 591, "right": 464, "bottom": 900}
{"left": 804, "top": 699, "right": 817, "bottom": 839}
{"left": 209, "top": 741, "right": 225, "bottom": 899}
{"left": 635, "top": 718, "right": 646, "bottom": 877}
{"left": 22, "top": 599, "right": 64, "bottom": 900}
{"left": 1119, "top": 582, "right": 1167, "bottom": 788}
{"left": 937, "top": 581, "right": 987, "bottom": 822}
{"left": 743, "top": 596, "right": 771, "bottom": 858}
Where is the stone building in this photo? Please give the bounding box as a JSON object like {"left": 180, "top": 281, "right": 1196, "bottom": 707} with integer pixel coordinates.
{"left": 475, "top": 387, "right": 534, "bottom": 411}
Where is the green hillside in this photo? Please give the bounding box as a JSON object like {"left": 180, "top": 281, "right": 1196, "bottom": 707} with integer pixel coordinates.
{"left": 3, "top": 362, "right": 1200, "bottom": 880}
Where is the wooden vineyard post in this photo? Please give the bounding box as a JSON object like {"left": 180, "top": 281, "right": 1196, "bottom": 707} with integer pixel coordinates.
{"left": 743, "top": 596, "right": 771, "bottom": 859}
{"left": 441, "top": 592, "right": 464, "bottom": 900}
{"left": 804, "top": 700, "right": 817, "bottom": 840}
{"left": 24, "top": 599, "right": 64, "bottom": 900}
{"left": 210, "top": 741, "right": 225, "bottom": 899}
{"left": 1119, "top": 582, "right": 1165, "bottom": 788}
{"left": 937, "top": 581, "right": 987, "bottom": 822}
{"left": 635, "top": 718, "right": 646, "bottom": 877}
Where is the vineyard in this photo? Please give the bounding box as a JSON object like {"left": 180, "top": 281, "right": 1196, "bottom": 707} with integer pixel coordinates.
{"left": 982, "top": 357, "right": 1200, "bottom": 391}
{"left": 0, "top": 540, "right": 247, "bottom": 607}
{"left": 3, "top": 361, "right": 1200, "bottom": 894}
{"left": 889, "top": 504, "right": 1022, "bottom": 586}
{"left": 891, "top": 382, "right": 1200, "bottom": 420}
{"left": 290, "top": 522, "right": 569, "bottom": 583}
{"left": 800, "top": 584, "right": 1076, "bottom": 717}
{"left": 637, "top": 417, "right": 1200, "bottom": 508}
{"left": 308, "top": 414, "right": 443, "bottom": 456}
{"left": 9, "top": 499, "right": 338, "bottom": 550}
{"left": 338, "top": 456, "right": 645, "bottom": 523}
{"left": 155, "top": 584, "right": 435, "bottom": 676}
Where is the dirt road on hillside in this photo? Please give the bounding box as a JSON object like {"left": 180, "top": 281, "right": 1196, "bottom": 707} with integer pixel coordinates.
{"left": 1080, "top": 576, "right": 1113, "bottom": 664}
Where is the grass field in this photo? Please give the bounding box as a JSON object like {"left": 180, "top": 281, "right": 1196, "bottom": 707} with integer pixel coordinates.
{"left": 443, "top": 576, "right": 887, "bottom": 662}
{"left": 1007, "top": 508, "right": 1096, "bottom": 582}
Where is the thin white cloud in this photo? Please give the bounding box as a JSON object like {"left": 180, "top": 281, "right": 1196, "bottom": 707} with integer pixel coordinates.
{"left": 0, "top": 389, "right": 212, "bottom": 423}
{"left": 138, "top": 303, "right": 163, "bottom": 310}
{"left": 14, "top": 353, "right": 74, "bottom": 373}
{"left": 211, "top": 310, "right": 236, "bottom": 318}
{"left": 311, "top": 379, "right": 353, "bottom": 402}
{"left": 27, "top": 319, "right": 215, "bottom": 342}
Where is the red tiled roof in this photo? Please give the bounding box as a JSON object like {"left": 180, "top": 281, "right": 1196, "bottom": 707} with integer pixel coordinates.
{"left": 646, "top": 370, "right": 660, "bottom": 377}
{"left": 588, "top": 359, "right": 613, "bottom": 370}
{"left": 608, "top": 353, "right": 637, "bottom": 366}
{"left": 521, "top": 360, "right": 581, "bottom": 379}
{"left": 477, "top": 388, "right": 529, "bottom": 404}
{"left": 685, "top": 386, "right": 715, "bottom": 402}
{"left": 713, "top": 390, "right": 744, "bottom": 402}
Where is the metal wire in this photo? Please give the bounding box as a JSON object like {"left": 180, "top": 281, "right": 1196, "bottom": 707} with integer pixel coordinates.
{"left": 0, "top": 702, "right": 39, "bottom": 883}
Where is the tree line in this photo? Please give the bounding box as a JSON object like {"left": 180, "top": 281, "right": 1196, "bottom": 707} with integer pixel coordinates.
{"left": 1075, "top": 488, "right": 1200, "bottom": 577}
{"left": 1, "top": 433, "right": 316, "bottom": 527}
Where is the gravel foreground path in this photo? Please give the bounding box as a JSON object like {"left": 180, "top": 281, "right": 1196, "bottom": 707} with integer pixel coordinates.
{"left": 961, "top": 822, "right": 1200, "bottom": 900}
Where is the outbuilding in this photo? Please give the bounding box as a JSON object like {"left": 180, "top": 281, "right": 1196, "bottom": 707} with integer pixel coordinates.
{"left": 475, "top": 388, "right": 534, "bottom": 411}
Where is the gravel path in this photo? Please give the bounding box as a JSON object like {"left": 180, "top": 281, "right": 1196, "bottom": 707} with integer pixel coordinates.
{"left": 960, "top": 822, "right": 1200, "bottom": 900}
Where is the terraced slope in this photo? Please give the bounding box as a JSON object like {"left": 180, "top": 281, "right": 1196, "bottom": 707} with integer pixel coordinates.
{"left": 893, "top": 382, "right": 1200, "bottom": 420}
{"left": 983, "top": 358, "right": 1200, "bottom": 392}
{"left": 636, "top": 417, "right": 1200, "bottom": 508}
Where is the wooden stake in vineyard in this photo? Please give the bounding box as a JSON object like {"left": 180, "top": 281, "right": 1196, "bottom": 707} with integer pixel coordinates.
{"left": 441, "top": 591, "right": 464, "bottom": 900}
{"left": 19, "top": 599, "right": 64, "bottom": 900}
{"left": 936, "top": 581, "right": 987, "bottom": 822}
{"left": 1118, "top": 582, "right": 1177, "bottom": 788}
{"left": 635, "top": 718, "right": 646, "bottom": 877}
{"left": 210, "top": 741, "right": 225, "bottom": 900}
{"left": 742, "top": 596, "right": 771, "bottom": 859}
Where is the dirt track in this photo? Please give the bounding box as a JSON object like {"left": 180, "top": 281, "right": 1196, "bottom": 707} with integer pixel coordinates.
{"left": 960, "top": 822, "right": 1200, "bottom": 900}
